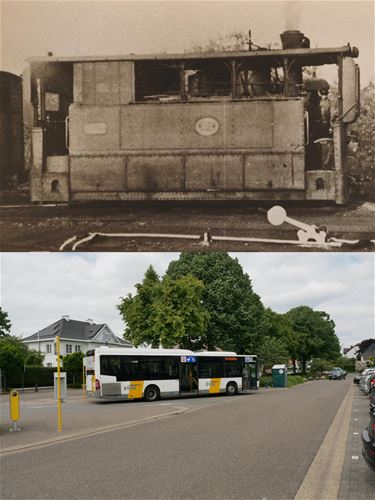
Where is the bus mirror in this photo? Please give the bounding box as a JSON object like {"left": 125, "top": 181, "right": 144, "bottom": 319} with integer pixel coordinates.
{"left": 342, "top": 57, "right": 360, "bottom": 123}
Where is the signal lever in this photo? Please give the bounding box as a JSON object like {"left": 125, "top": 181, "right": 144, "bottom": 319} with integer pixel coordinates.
{"left": 267, "top": 206, "right": 327, "bottom": 244}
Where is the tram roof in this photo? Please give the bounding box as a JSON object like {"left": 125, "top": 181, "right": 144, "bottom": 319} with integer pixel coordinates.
{"left": 27, "top": 45, "right": 358, "bottom": 67}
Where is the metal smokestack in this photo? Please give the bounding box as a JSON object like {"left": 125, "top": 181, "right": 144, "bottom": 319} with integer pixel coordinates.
{"left": 280, "top": 30, "right": 310, "bottom": 97}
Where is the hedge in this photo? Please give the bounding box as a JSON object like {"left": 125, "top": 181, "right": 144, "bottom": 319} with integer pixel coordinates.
{"left": 2, "top": 367, "right": 83, "bottom": 390}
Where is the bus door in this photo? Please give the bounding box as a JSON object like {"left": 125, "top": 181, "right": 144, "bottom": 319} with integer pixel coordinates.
{"left": 242, "top": 360, "right": 258, "bottom": 390}
{"left": 180, "top": 358, "right": 198, "bottom": 394}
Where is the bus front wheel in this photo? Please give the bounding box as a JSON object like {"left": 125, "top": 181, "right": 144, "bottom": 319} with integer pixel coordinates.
{"left": 226, "top": 382, "right": 238, "bottom": 396}
{"left": 144, "top": 385, "right": 160, "bottom": 402}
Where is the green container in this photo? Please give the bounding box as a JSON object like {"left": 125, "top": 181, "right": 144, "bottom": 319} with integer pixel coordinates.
{"left": 272, "top": 364, "right": 288, "bottom": 387}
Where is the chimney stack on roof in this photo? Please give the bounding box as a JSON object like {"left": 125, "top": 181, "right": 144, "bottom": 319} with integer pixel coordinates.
{"left": 62, "top": 315, "right": 70, "bottom": 321}
{"left": 87, "top": 318, "right": 94, "bottom": 324}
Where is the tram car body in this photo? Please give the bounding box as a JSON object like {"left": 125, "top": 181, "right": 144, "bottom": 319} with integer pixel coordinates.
{"left": 0, "top": 72, "right": 24, "bottom": 187}
{"left": 23, "top": 30, "right": 360, "bottom": 204}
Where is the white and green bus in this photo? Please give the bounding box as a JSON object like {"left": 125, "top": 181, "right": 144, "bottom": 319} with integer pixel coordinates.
{"left": 85, "top": 347, "right": 259, "bottom": 401}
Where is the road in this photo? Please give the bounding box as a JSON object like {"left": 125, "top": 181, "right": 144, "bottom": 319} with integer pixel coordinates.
{"left": 1, "top": 379, "right": 357, "bottom": 499}
{"left": 1, "top": 199, "right": 374, "bottom": 251}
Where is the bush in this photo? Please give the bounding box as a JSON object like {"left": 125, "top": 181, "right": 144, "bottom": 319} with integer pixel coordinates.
{"left": 287, "top": 375, "right": 305, "bottom": 387}
{"left": 259, "top": 376, "right": 273, "bottom": 387}
{"left": 4, "top": 366, "right": 82, "bottom": 389}
{"left": 333, "top": 357, "right": 356, "bottom": 372}
{"left": 309, "top": 358, "right": 334, "bottom": 377}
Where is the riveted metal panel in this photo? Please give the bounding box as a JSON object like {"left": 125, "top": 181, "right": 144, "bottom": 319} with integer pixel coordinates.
{"left": 95, "top": 62, "right": 120, "bottom": 106}
{"left": 180, "top": 104, "right": 230, "bottom": 150}
{"left": 82, "top": 63, "right": 96, "bottom": 105}
{"left": 73, "top": 64, "right": 83, "bottom": 103}
{"left": 121, "top": 105, "right": 183, "bottom": 150}
{"left": 244, "top": 153, "right": 304, "bottom": 189}
{"left": 70, "top": 156, "right": 125, "bottom": 192}
{"left": 227, "top": 101, "right": 273, "bottom": 148}
{"left": 273, "top": 100, "right": 305, "bottom": 150}
{"left": 127, "top": 155, "right": 184, "bottom": 191}
{"left": 185, "top": 155, "right": 243, "bottom": 190}
{"left": 69, "top": 106, "right": 120, "bottom": 152}
{"left": 119, "top": 61, "right": 134, "bottom": 104}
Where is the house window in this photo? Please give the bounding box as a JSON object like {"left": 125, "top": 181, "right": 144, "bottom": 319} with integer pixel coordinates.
{"left": 54, "top": 343, "right": 57, "bottom": 354}
{"left": 66, "top": 344, "right": 72, "bottom": 354}
{"left": 47, "top": 363, "right": 52, "bottom": 367}
{"left": 46, "top": 344, "right": 52, "bottom": 354}
{"left": 75, "top": 345, "right": 81, "bottom": 353}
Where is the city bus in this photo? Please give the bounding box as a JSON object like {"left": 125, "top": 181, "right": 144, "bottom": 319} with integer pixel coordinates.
{"left": 85, "top": 347, "right": 259, "bottom": 401}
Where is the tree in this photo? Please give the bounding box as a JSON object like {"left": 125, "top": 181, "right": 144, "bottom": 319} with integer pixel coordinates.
{"left": 0, "top": 335, "right": 29, "bottom": 388}
{"left": 348, "top": 82, "right": 375, "bottom": 200}
{"left": 154, "top": 275, "right": 210, "bottom": 349}
{"left": 62, "top": 351, "right": 84, "bottom": 384}
{"left": 0, "top": 307, "right": 12, "bottom": 337}
{"left": 117, "top": 265, "right": 162, "bottom": 347}
{"left": 166, "top": 252, "right": 265, "bottom": 353}
{"left": 285, "top": 306, "right": 340, "bottom": 373}
{"left": 25, "top": 350, "right": 45, "bottom": 366}
{"left": 117, "top": 266, "right": 210, "bottom": 349}
{"left": 258, "top": 336, "right": 290, "bottom": 369}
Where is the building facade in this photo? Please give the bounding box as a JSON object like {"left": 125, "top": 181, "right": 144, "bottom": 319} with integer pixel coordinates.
{"left": 22, "top": 316, "right": 132, "bottom": 367}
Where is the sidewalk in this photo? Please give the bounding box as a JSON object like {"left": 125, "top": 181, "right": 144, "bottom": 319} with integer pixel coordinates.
{"left": 0, "top": 389, "right": 188, "bottom": 453}
{"left": 338, "top": 383, "right": 375, "bottom": 499}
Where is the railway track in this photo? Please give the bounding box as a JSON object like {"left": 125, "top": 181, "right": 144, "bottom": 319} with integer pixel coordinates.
{"left": 1, "top": 201, "right": 374, "bottom": 252}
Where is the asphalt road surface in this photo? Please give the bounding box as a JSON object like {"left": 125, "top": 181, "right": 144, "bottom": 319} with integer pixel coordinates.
{"left": 1, "top": 199, "right": 374, "bottom": 251}
{"left": 1, "top": 379, "right": 352, "bottom": 499}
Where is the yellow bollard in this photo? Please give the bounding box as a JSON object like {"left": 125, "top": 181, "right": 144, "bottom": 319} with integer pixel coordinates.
{"left": 9, "top": 390, "right": 21, "bottom": 432}
{"left": 82, "top": 358, "right": 86, "bottom": 400}
{"left": 56, "top": 336, "right": 62, "bottom": 432}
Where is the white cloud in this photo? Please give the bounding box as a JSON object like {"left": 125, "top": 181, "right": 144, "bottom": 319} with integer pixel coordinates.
{"left": 1, "top": 252, "right": 373, "bottom": 349}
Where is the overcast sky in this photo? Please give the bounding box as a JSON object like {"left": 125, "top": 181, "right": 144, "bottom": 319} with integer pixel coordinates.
{"left": 1, "top": 1, "right": 374, "bottom": 86}
{"left": 1, "top": 252, "right": 374, "bottom": 349}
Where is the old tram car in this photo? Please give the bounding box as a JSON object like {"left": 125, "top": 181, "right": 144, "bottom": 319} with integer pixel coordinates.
{"left": 23, "top": 30, "right": 360, "bottom": 204}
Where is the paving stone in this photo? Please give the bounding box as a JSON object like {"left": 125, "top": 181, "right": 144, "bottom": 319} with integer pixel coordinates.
{"left": 338, "top": 382, "right": 375, "bottom": 498}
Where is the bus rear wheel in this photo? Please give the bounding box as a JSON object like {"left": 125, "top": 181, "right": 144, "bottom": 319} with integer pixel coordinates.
{"left": 144, "top": 385, "right": 160, "bottom": 402}
{"left": 226, "top": 382, "right": 238, "bottom": 396}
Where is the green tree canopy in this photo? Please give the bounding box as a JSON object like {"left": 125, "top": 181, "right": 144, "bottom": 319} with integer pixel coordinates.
{"left": 0, "top": 307, "right": 12, "bottom": 337}
{"left": 258, "top": 336, "right": 290, "bottom": 368}
{"left": 0, "top": 336, "right": 29, "bottom": 381}
{"left": 166, "top": 252, "right": 265, "bottom": 353}
{"left": 25, "top": 350, "right": 45, "bottom": 367}
{"left": 62, "top": 351, "right": 84, "bottom": 373}
{"left": 117, "top": 266, "right": 209, "bottom": 349}
{"left": 285, "top": 306, "right": 340, "bottom": 372}
{"left": 117, "top": 265, "right": 162, "bottom": 347}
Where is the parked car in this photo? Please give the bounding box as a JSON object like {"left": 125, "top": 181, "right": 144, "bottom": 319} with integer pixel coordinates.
{"left": 329, "top": 368, "right": 346, "bottom": 380}
{"left": 360, "top": 372, "right": 375, "bottom": 395}
{"left": 362, "top": 409, "right": 375, "bottom": 472}
{"left": 369, "top": 387, "right": 375, "bottom": 412}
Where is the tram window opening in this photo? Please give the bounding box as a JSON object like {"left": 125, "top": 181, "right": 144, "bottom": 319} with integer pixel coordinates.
{"left": 134, "top": 60, "right": 231, "bottom": 102}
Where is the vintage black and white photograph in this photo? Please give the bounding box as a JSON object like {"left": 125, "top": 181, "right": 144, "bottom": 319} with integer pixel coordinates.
{"left": 1, "top": 2, "right": 375, "bottom": 500}
{"left": 1, "top": 0, "right": 374, "bottom": 251}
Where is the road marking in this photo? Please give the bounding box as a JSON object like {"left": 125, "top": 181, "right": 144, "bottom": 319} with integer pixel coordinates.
{"left": 353, "top": 432, "right": 359, "bottom": 435}
{"left": 354, "top": 418, "right": 359, "bottom": 421}
{"left": 294, "top": 384, "right": 355, "bottom": 500}
{"left": 29, "top": 405, "right": 53, "bottom": 409}
{"left": 351, "top": 456, "right": 359, "bottom": 460}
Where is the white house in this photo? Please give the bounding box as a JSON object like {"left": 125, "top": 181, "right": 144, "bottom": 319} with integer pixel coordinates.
{"left": 22, "top": 315, "right": 132, "bottom": 367}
